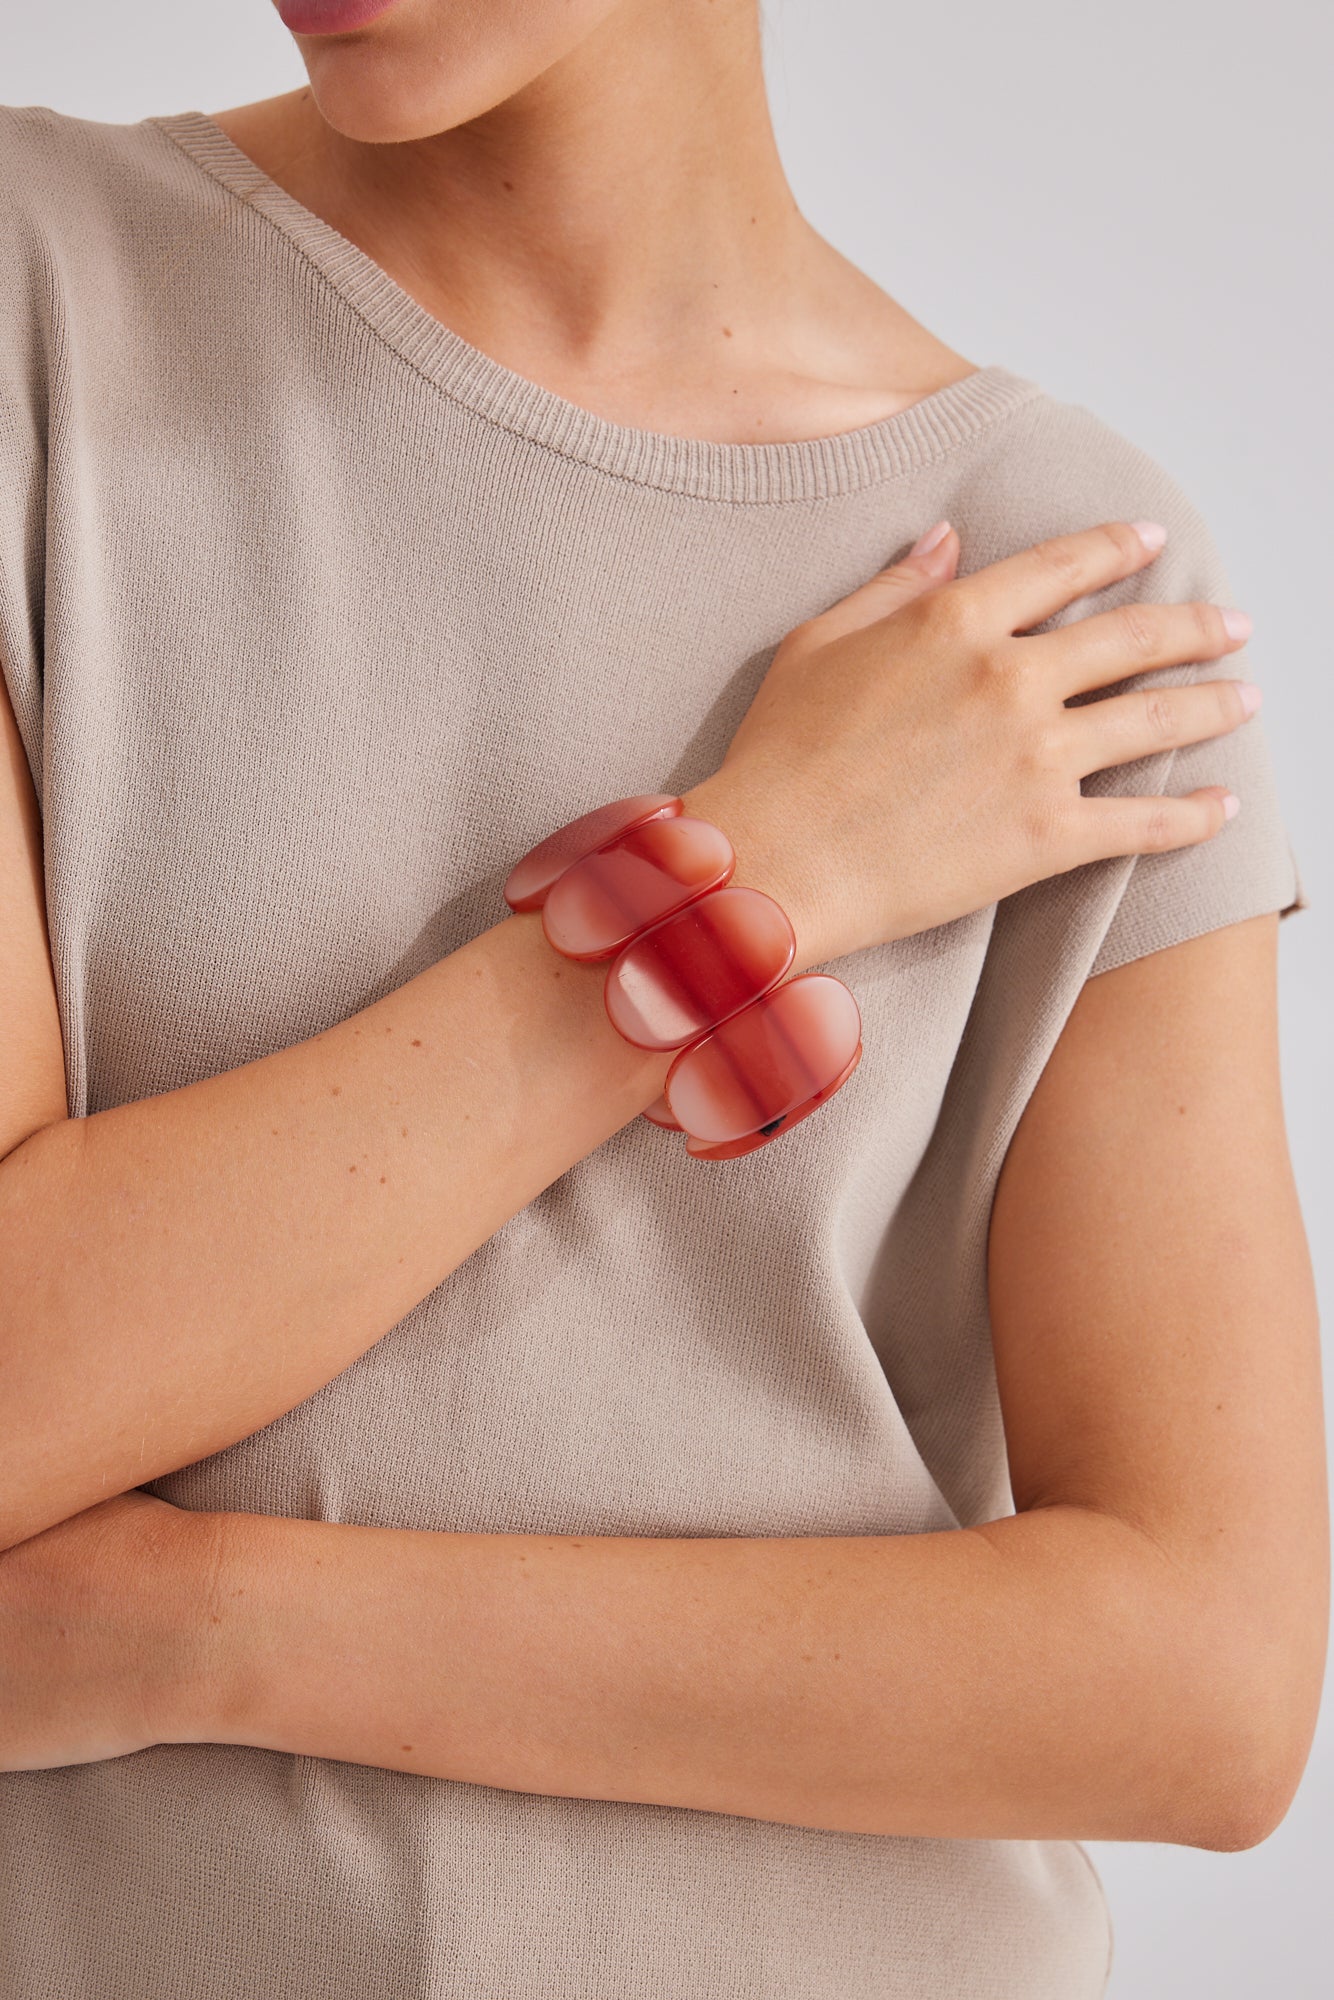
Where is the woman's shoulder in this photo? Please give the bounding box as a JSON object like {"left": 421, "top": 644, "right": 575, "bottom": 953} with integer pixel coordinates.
{"left": 942, "top": 370, "right": 1307, "bottom": 974}
{"left": 0, "top": 101, "right": 200, "bottom": 278}
{"left": 0, "top": 99, "right": 184, "bottom": 178}
{"left": 948, "top": 368, "right": 1234, "bottom": 605}
{"left": 0, "top": 101, "right": 225, "bottom": 440}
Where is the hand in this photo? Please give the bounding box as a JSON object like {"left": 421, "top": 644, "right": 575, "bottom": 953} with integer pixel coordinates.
{"left": 683, "top": 520, "right": 1257, "bottom": 969}
{"left": 0, "top": 1488, "right": 216, "bottom": 1770}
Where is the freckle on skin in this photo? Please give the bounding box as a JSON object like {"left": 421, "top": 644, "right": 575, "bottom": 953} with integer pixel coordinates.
{"left": 211, "top": 1614, "right": 221, "bottom": 1624}
{"left": 401, "top": 1744, "right": 413, "bottom": 1752}
{"left": 331, "top": 1086, "right": 341, "bottom": 1096}
{"left": 349, "top": 1165, "right": 357, "bottom": 1174}
{"left": 379, "top": 1175, "right": 387, "bottom": 1184}
{"left": 401, "top": 1127, "right": 408, "bottom": 1138}
{"left": 411, "top": 1039, "right": 422, "bottom": 1048}
{"left": 722, "top": 326, "right": 733, "bottom": 338}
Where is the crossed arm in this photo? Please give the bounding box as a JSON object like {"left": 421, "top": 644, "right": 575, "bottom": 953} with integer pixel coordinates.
{"left": 0, "top": 672, "right": 1327, "bottom": 1847}
{"left": 165, "top": 915, "right": 1329, "bottom": 1849}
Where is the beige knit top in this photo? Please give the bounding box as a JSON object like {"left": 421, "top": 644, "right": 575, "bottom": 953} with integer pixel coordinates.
{"left": 0, "top": 103, "right": 1306, "bottom": 2000}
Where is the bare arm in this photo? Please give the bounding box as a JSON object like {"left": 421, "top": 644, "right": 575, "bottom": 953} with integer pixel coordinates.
{"left": 115, "top": 912, "right": 1315, "bottom": 1850}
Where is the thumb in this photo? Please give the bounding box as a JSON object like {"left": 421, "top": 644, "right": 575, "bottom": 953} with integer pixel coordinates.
{"left": 809, "top": 519, "right": 959, "bottom": 644}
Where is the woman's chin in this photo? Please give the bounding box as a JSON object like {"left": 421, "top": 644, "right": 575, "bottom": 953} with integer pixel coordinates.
{"left": 291, "top": 0, "right": 620, "bottom": 147}
{"left": 298, "top": 52, "right": 514, "bottom": 144}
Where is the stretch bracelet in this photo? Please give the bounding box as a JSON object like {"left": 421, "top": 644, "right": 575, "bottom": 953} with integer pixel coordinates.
{"left": 503, "top": 794, "right": 862, "bottom": 1160}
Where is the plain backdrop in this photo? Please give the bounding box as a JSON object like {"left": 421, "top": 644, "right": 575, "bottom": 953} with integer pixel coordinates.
{"left": 4, "top": 2, "right": 1330, "bottom": 1994}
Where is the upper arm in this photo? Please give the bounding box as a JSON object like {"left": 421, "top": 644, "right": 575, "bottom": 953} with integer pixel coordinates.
{"left": 0, "top": 655, "right": 67, "bottom": 1154}
{"left": 987, "top": 915, "right": 1327, "bottom": 1792}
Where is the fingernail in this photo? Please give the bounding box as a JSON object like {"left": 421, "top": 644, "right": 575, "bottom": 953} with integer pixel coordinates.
{"left": 1222, "top": 793, "right": 1241, "bottom": 820}
{"left": 1131, "top": 520, "right": 1168, "bottom": 552}
{"left": 1235, "top": 680, "right": 1263, "bottom": 717}
{"left": 1221, "top": 607, "right": 1253, "bottom": 642}
{"left": 909, "top": 519, "right": 952, "bottom": 559}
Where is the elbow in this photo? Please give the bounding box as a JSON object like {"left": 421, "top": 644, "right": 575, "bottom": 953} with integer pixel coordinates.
{"left": 1117, "top": 1497, "right": 1330, "bottom": 1855}
{"left": 1182, "top": 1734, "right": 1311, "bottom": 1854}
{"left": 1158, "top": 1635, "right": 1326, "bottom": 1853}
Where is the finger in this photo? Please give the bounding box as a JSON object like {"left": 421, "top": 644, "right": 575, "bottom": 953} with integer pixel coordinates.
{"left": 1068, "top": 676, "right": 1261, "bottom": 778}
{"left": 805, "top": 520, "right": 960, "bottom": 645}
{"left": 957, "top": 519, "right": 1168, "bottom": 636}
{"left": 1030, "top": 596, "right": 1252, "bottom": 698}
{"left": 1069, "top": 785, "right": 1238, "bottom": 867}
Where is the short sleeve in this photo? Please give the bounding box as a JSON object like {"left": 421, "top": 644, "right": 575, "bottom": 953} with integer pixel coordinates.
{"left": 0, "top": 106, "right": 53, "bottom": 808}
{"left": 1088, "top": 701, "right": 1306, "bottom": 977}
{"left": 1038, "top": 424, "right": 1309, "bottom": 980}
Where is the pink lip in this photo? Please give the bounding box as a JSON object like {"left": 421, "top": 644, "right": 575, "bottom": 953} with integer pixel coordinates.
{"left": 276, "top": 0, "right": 403, "bottom": 36}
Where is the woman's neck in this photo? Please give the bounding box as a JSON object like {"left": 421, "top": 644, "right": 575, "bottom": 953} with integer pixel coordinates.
{"left": 211, "top": 3, "right": 973, "bottom": 443}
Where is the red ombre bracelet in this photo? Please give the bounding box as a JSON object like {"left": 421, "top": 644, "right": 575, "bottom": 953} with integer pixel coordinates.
{"left": 502, "top": 794, "right": 862, "bottom": 1159}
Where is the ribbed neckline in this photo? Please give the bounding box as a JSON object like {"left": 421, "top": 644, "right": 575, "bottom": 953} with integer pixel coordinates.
{"left": 147, "top": 108, "right": 1044, "bottom": 506}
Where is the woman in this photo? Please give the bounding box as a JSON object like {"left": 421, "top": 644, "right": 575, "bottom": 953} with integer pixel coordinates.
{"left": 0, "top": 1, "right": 1325, "bottom": 1996}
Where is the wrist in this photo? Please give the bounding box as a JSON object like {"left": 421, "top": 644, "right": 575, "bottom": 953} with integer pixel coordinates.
{"left": 501, "top": 903, "right": 673, "bottom": 1118}
{"left": 124, "top": 1503, "right": 238, "bottom": 1748}
{"left": 678, "top": 773, "right": 826, "bottom": 972}
{"left": 161, "top": 1507, "right": 270, "bottom": 1748}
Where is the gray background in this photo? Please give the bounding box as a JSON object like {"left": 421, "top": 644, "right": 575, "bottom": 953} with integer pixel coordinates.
{"left": 5, "top": 1, "right": 1330, "bottom": 1991}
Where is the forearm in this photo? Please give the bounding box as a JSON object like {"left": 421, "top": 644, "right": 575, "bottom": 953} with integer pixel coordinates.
{"left": 0, "top": 903, "right": 671, "bottom": 1551}
{"left": 188, "top": 1502, "right": 1262, "bottom": 1846}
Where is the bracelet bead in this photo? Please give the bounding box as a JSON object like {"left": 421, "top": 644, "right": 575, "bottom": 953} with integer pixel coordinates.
{"left": 662, "top": 972, "right": 863, "bottom": 1154}
{"left": 541, "top": 815, "right": 734, "bottom": 961}
{"left": 603, "top": 884, "right": 796, "bottom": 1051}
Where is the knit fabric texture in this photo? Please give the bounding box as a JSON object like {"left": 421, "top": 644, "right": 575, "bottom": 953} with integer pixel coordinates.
{"left": 0, "top": 102, "right": 1307, "bottom": 2000}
